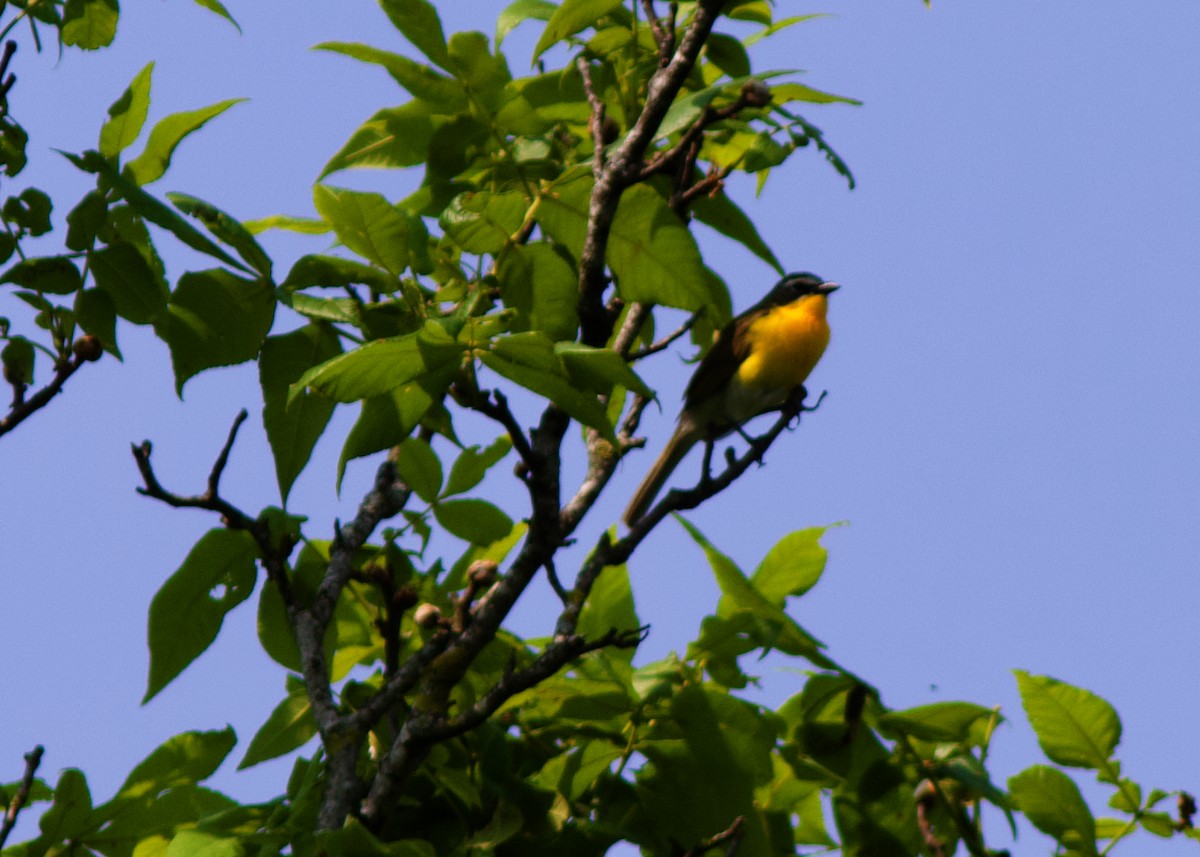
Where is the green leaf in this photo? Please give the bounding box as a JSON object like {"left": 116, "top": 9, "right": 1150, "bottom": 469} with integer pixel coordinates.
{"left": 877, "top": 702, "right": 996, "bottom": 743}
{"left": 126, "top": 100, "right": 246, "bottom": 186}
{"left": 117, "top": 728, "right": 237, "bottom": 798}
{"left": 770, "top": 81, "right": 862, "bottom": 107}
{"left": 321, "top": 103, "right": 438, "bottom": 177}
{"left": 691, "top": 191, "right": 784, "bottom": 275}
{"left": 534, "top": 742, "right": 624, "bottom": 803}
{"left": 446, "top": 32, "right": 512, "bottom": 113}
{"left": 65, "top": 190, "right": 108, "bottom": 251}
{"left": 257, "top": 543, "right": 331, "bottom": 672}
{"left": 679, "top": 517, "right": 835, "bottom": 669}
{"left": 144, "top": 529, "right": 258, "bottom": 702}
{"left": 90, "top": 242, "right": 169, "bottom": 324}
{"left": 1140, "top": 812, "right": 1177, "bottom": 838}
{"left": 79, "top": 155, "right": 251, "bottom": 272}
{"left": 555, "top": 341, "right": 654, "bottom": 398}
{"left": 741, "top": 15, "right": 826, "bottom": 48}
{"left": 244, "top": 214, "right": 331, "bottom": 235}
{"left": 0, "top": 256, "right": 82, "bottom": 295}
{"left": 260, "top": 325, "right": 343, "bottom": 503}
{"left": 293, "top": 320, "right": 464, "bottom": 403}
{"left": 537, "top": 176, "right": 710, "bottom": 310}
{"left": 4, "top": 188, "right": 53, "bottom": 236}
{"left": 637, "top": 686, "right": 778, "bottom": 855}
{"left": 1015, "top": 671, "right": 1121, "bottom": 769}
{"left": 157, "top": 269, "right": 276, "bottom": 394}
{"left": 751, "top": 527, "right": 827, "bottom": 603}
{"left": 73, "top": 288, "right": 120, "bottom": 358}
{"left": 165, "top": 830, "right": 246, "bottom": 857}
{"left": 167, "top": 192, "right": 273, "bottom": 279}
{"left": 100, "top": 63, "right": 154, "bottom": 157}
{"left": 281, "top": 254, "right": 393, "bottom": 294}
{"left": 533, "top": 0, "right": 623, "bottom": 61}
{"left": 440, "top": 191, "right": 527, "bottom": 255}
{"left": 313, "top": 185, "right": 409, "bottom": 275}
{"left": 62, "top": 0, "right": 118, "bottom": 49}
{"left": 1, "top": 337, "right": 34, "bottom": 385}
{"left": 433, "top": 499, "right": 514, "bottom": 546}
{"left": 496, "top": 0, "right": 555, "bottom": 45}
{"left": 395, "top": 436, "right": 443, "bottom": 503}
{"left": 190, "top": 0, "right": 241, "bottom": 31}
{"left": 705, "top": 33, "right": 751, "bottom": 79}
{"left": 443, "top": 437, "right": 512, "bottom": 497}
{"left": 726, "top": 0, "right": 772, "bottom": 25}
{"left": 479, "top": 346, "right": 614, "bottom": 440}
{"left": 576, "top": 561, "right": 639, "bottom": 659}
{"left": 239, "top": 677, "right": 318, "bottom": 769}
{"left": 379, "top": 0, "right": 452, "bottom": 72}
{"left": 317, "top": 819, "right": 435, "bottom": 857}
{"left": 316, "top": 43, "right": 467, "bottom": 109}
{"left": 39, "top": 769, "right": 94, "bottom": 841}
{"left": 496, "top": 241, "right": 579, "bottom": 341}
{"left": 337, "top": 370, "right": 453, "bottom": 489}
{"left": 1008, "top": 765, "right": 1098, "bottom": 856}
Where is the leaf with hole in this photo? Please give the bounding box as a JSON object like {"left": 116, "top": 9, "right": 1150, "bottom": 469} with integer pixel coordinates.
{"left": 144, "top": 529, "right": 258, "bottom": 703}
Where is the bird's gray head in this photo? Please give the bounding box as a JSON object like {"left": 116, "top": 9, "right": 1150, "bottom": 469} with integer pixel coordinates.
{"left": 766, "top": 272, "right": 839, "bottom": 305}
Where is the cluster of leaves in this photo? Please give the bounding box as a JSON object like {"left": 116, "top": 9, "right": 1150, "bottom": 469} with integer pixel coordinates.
{"left": 6, "top": 526, "right": 1196, "bottom": 856}
{"left": 0, "top": 0, "right": 236, "bottom": 52}
{"left": 2, "top": 1, "right": 1196, "bottom": 856}
{"left": 0, "top": 1, "right": 240, "bottom": 437}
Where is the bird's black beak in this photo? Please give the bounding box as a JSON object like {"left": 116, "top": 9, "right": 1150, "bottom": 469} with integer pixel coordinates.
{"left": 817, "top": 282, "right": 839, "bottom": 295}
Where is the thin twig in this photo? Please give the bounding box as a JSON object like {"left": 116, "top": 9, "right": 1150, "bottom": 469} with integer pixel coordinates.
{"left": 627, "top": 390, "right": 826, "bottom": 538}
{"left": 640, "top": 0, "right": 665, "bottom": 49}
{"left": 131, "top": 415, "right": 259, "bottom": 532}
{"left": 0, "top": 745, "right": 44, "bottom": 850}
{"left": 0, "top": 354, "right": 85, "bottom": 440}
{"left": 628, "top": 310, "right": 701, "bottom": 361}
{"left": 206, "top": 409, "right": 248, "bottom": 498}
{"left": 681, "top": 814, "right": 745, "bottom": 857}
{"left": 427, "top": 626, "right": 646, "bottom": 741}
{"left": 577, "top": 57, "right": 607, "bottom": 177}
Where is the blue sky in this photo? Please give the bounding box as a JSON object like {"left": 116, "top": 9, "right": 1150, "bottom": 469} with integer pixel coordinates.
{"left": 3, "top": 1, "right": 1198, "bottom": 852}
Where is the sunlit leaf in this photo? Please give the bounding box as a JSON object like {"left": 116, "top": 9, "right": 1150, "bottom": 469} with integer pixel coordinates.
{"left": 239, "top": 678, "right": 318, "bottom": 769}
{"left": 317, "top": 43, "right": 467, "bottom": 109}
{"left": 293, "top": 320, "right": 464, "bottom": 404}
{"left": 100, "top": 64, "right": 154, "bottom": 158}
{"left": 1015, "top": 671, "right": 1121, "bottom": 770}
{"left": 1008, "top": 765, "right": 1098, "bottom": 856}
{"left": 434, "top": 498, "right": 514, "bottom": 546}
{"left": 126, "top": 100, "right": 246, "bottom": 186}
{"left": 314, "top": 185, "right": 409, "bottom": 275}
{"left": 62, "top": 0, "right": 118, "bottom": 50}
{"left": 118, "top": 729, "right": 237, "bottom": 798}
{"left": 533, "top": 0, "right": 623, "bottom": 61}
{"left": 496, "top": 0, "right": 555, "bottom": 46}
{"left": 379, "top": 0, "right": 452, "bottom": 71}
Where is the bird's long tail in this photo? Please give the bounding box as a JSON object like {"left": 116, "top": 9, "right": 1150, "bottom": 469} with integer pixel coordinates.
{"left": 623, "top": 417, "right": 703, "bottom": 526}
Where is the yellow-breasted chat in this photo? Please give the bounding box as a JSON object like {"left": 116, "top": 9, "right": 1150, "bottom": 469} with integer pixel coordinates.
{"left": 623, "top": 272, "right": 837, "bottom": 525}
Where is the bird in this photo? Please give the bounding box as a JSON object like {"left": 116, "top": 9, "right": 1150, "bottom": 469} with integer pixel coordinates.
{"left": 622, "top": 272, "right": 838, "bottom": 526}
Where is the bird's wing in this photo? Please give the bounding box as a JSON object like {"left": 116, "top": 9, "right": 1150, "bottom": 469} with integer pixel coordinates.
{"left": 682, "top": 307, "right": 764, "bottom": 408}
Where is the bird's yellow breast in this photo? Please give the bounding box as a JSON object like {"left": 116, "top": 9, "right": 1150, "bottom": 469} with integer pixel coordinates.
{"left": 736, "top": 294, "right": 831, "bottom": 392}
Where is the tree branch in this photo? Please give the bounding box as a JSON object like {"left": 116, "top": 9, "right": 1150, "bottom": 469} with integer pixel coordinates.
{"left": 682, "top": 815, "right": 745, "bottom": 857}
{"left": 0, "top": 745, "right": 43, "bottom": 851}
{"left": 0, "top": 353, "right": 86, "bottom": 440}
{"left": 131, "top": 409, "right": 259, "bottom": 532}
{"left": 428, "top": 625, "right": 646, "bottom": 741}
{"left": 575, "top": 0, "right": 729, "bottom": 346}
